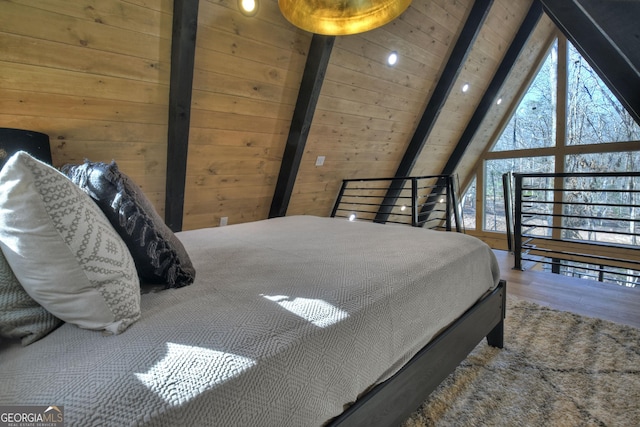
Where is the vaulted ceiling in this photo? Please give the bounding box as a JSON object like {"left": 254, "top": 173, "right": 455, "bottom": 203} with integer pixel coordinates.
{"left": 164, "top": 0, "right": 640, "bottom": 230}
{"left": 1, "top": 0, "right": 638, "bottom": 232}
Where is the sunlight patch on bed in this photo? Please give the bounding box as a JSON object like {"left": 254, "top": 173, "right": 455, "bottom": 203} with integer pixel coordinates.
{"left": 262, "top": 295, "right": 349, "bottom": 328}
{"left": 135, "top": 343, "right": 256, "bottom": 406}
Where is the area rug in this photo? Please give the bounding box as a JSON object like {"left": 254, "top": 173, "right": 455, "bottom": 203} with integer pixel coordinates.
{"left": 402, "top": 297, "right": 640, "bottom": 427}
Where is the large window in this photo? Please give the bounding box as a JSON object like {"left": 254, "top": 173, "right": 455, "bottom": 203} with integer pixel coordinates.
{"left": 463, "top": 35, "right": 640, "bottom": 236}
{"left": 492, "top": 40, "right": 557, "bottom": 152}
{"left": 484, "top": 156, "right": 554, "bottom": 232}
{"left": 566, "top": 151, "right": 639, "bottom": 174}
{"left": 564, "top": 151, "right": 640, "bottom": 247}
{"left": 566, "top": 43, "right": 640, "bottom": 145}
{"left": 460, "top": 177, "right": 476, "bottom": 230}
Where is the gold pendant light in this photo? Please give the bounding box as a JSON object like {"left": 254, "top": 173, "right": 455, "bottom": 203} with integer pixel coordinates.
{"left": 278, "top": 0, "right": 412, "bottom": 35}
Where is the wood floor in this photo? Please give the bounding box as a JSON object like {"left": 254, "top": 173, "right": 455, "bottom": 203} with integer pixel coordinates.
{"left": 494, "top": 250, "right": 640, "bottom": 329}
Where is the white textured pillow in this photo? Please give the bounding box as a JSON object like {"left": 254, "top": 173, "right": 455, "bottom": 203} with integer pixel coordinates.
{"left": 0, "top": 151, "right": 141, "bottom": 334}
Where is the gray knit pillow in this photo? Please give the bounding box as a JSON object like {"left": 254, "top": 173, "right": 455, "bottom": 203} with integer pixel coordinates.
{"left": 0, "top": 248, "right": 61, "bottom": 345}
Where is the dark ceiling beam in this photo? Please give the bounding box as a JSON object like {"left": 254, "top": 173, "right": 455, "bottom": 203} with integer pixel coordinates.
{"left": 269, "top": 34, "right": 335, "bottom": 218}
{"left": 540, "top": 0, "right": 640, "bottom": 124}
{"left": 165, "top": 0, "right": 199, "bottom": 232}
{"left": 440, "top": 0, "right": 543, "bottom": 178}
{"left": 374, "top": 0, "right": 493, "bottom": 224}
{"left": 574, "top": 0, "right": 640, "bottom": 70}
{"left": 418, "top": 0, "right": 543, "bottom": 222}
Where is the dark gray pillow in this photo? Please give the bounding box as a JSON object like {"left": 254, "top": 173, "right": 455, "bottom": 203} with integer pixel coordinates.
{"left": 61, "top": 160, "right": 195, "bottom": 288}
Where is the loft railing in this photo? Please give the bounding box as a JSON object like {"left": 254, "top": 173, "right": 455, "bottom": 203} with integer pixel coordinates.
{"left": 512, "top": 171, "right": 640, "bottom": 288}
{"left": 503, "top": 171, "right": 515, "bottom": 252}
{"left": 330, "top": 175, "right": 461, "bottom": 231}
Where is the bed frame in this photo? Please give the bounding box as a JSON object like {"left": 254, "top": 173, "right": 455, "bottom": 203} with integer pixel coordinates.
{"left": 329, "top": 279, "right": 506, "bottom": 426}
{"left": 327, "top": 176, "right": 506, "bottom": 425}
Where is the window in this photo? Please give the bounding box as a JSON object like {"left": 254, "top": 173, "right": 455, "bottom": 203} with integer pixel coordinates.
{"left": 484, "top": 157, "right": 554, "bottom": 232}
{"left": 492, "top": 40, "right": 557, "bottom": 151}
{"left": 566, "top": 43, "right": 640, "bottom": 145}
{"left": 564, "top": 151, "right": 640, "bottom": 247}
{"left": 461, "top": 35, "right": 640, "bottom": 239}
{"left": 460, "top": 177, "right": 476, "bottom": 230}
{"left": 565, "top": 151, "right": 640, "bottom": 174}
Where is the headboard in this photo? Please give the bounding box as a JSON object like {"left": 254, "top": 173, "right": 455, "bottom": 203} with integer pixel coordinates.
{"left": 0, "top": 128, "right": 52, "bottom": 170}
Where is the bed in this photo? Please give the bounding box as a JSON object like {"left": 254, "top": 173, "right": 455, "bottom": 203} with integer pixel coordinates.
{"left": 0, "top": 153, "right": 504, "bottom": 426}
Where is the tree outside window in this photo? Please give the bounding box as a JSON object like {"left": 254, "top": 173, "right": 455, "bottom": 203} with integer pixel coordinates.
{"left": 463, "top": 36, "right": 640, "bottom": 238}
{"left": 567, "top": 43, "right": 640, "bottom": 145}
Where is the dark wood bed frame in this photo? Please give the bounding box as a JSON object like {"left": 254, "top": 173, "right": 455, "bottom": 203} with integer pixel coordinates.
{"left": 329, "top": 279, "right": 506, "bottom": 426}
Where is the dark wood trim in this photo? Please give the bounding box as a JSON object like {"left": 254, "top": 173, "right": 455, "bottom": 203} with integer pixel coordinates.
{"left": 165, "top": 0, "right": 199, "bottom": 232}
{"left": 540, "top": 0, "right": 640, "bottom": 124}
{"left": 374, "top": 0, "right": 493, "bottom": 224}
{"left": 329, "top": 280, "right": 506, "bottom": 426}
{"left": 416, "top": 1, "right": 543, "bottom": 221}
{"left": 440, "top": 0, "right": 543, "bottom": 178}
{"left": 269, "top": 35, "right": 335, "bottom": 218}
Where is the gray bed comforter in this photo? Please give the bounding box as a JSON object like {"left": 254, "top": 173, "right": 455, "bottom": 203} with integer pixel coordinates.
{"left": 0, "top": 215, "right": 500, "bottom": 426}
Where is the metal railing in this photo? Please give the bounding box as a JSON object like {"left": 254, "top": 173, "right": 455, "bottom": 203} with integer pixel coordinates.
{"left": 330, "top": 175, "right": 461, "bottom": 231}
{"left": 503, "top": 171, "right": 515, "bottom": 252}
{"left": 512, "top": 172, "right": 640, "bottom": 288}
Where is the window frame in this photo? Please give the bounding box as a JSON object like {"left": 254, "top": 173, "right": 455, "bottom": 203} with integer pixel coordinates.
{"left": 460, "top": 34, "right": 640, "bottom": 248}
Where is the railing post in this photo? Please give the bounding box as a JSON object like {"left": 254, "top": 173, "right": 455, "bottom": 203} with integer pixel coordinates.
{"left": 551, "top": 174, "right": 564, "bottom": 274}
{"left": 449, "top": 175, "right": 462, "bottom": 232}
{"left": 330, "top": 180, "right": 348, "bottom": 217}
{"left": 503, "top": 172, "right": 514, "bottom": 252}
{"left": 411, "top": 177, "right": 418, "bottom": 227}
{"left": 513, "top": 174, "right": 523, "bottom": 270}
{"left": 445, "top": 176, "right": 452, "bottom": 231}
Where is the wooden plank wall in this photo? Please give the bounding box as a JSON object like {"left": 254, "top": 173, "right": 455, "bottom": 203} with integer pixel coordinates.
{"left": 182, "top": 0, "right": 309, "bottom": 229}
{"left": 0, "top": 0, "right": 172, "bottom": 212}
{"left": 286, "top": 0, "right": 473, "bottom": 217}
{"left": 455, "top": 14, "right": 557, "bottom": 192}
{"left": 410, "top": 0, "right": 535, "bottom": 178}
{"left": 0, "top": 0, "right": 548, "bottom": 232}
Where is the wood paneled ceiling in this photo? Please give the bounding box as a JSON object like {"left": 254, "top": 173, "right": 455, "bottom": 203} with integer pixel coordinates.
{"left": 6, "top": 0, "right": 635, "bottom": 232}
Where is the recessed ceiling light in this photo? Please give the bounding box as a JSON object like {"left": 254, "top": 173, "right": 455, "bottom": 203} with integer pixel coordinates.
{"left": 496, "top": 98, "right": 503, "bottom": 105}
{"left": 239, "top": 0, "right": 258, "bottom": 16}
{"left": 462, "top": 83, "right": 469, "bottom": 93}
{"left": 387, "top": 51, "right": 398, "bottom": 66}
